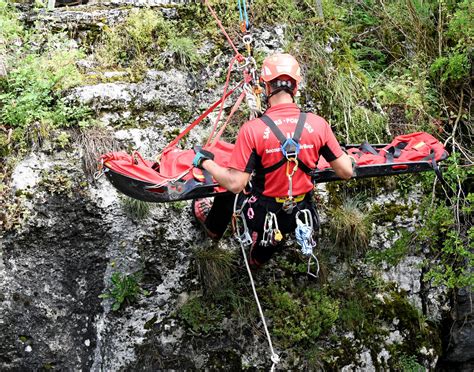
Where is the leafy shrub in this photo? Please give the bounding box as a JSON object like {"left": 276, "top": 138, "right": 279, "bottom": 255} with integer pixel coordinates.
{"left": 99, "top": 271, "right": 148, "bottom": 311}
{"left": 96, "top": 8, "right": 200, "bottom": 71}
{"left": 263, "top": 285, "right": 339, "bottom": 347}
{"left": 179, "top": 296, "right": 225, "bottom": 334}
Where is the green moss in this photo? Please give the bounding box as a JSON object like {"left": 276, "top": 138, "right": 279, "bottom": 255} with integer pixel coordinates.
{"left": 261, "top": 283, "right": 339, "bottom": 348}
{"left": 179, "top": 296, "right": 225, "bottom": 334}
{"left": 369, "top": 202, "right": 414, "bottom": 224}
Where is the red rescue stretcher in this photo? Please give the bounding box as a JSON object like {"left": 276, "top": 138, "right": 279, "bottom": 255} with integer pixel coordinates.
{"left": 99, "top": 132, "right": 448, "bottom": 203}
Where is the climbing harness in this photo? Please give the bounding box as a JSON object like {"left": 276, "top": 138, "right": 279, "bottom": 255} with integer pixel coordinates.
{"left": 295, "top": 209, "right": 319, "bottom": 278}
{"left": 232, "top": 194, "right": 280, "bottom": 372}
{"left": 258, "top": 113, "right": 312, "bottom": 214}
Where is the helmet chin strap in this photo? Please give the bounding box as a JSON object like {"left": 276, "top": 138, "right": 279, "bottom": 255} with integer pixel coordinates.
{"left": 265, "top": 79, "right": 295, "bottom": 103}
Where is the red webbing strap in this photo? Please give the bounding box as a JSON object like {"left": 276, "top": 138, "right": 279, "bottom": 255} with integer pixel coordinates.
{"left": 210, "top": 90, "right": 246, "bottom": 147}
{"left": 205, "top": 55, "right": 242, "bottom": 146}
{"left": 163, "top": 82, "right": 242, "bottom": 152}
{"left": 204, "top": 0, "right": 244, "bottom": 63}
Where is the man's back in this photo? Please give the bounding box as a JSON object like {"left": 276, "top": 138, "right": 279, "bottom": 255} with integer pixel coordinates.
{"left": 228, "top": 103, "right": 343, "bottom": 197}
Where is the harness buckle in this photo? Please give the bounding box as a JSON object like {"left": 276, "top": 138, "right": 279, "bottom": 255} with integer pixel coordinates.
{"left": 281, "top": 138, "right": 300, "bottom": 159}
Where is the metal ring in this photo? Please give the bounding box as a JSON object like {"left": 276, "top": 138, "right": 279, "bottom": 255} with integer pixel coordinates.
{"left": 242, "top": 35, "right": 253, "bottom": 45}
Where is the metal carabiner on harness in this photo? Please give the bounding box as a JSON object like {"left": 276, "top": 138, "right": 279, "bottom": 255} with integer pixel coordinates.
{"left": 261, "top": 212, "right": 283, "bottom": 246}
{"left": 232, "top": 195, "right": 253, "bottom": 246}
{"left": 233, "top": 212, "right": 253, "bottom": 246}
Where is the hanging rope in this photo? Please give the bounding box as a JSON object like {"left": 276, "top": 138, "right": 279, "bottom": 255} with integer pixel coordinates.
{"left": 204, "top": 0, "right": 244, "bottom": 62}
{"left": 233, "top": 194, "right": 280, "bottom": 371}
{"left": 237, "top": 0, "right": 250, "bottom": 32}
{"left": 234, "top": 194, "right": 280, "bottom": 371}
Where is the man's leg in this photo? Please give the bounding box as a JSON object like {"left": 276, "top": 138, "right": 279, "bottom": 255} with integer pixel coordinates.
{"left": 193, "top": 193, "right": 235, "bottom": 239}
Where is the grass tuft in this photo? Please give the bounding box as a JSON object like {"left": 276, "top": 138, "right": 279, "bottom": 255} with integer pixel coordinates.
{"left": 121, "top": 196, "right": 151, "bottom": 220}
{"left": 194, "top": 246, "right": 235, "bottom": 294}
{"left": 327, "top": 197, "right": 371, "bottom": 257}
{"left": 76, "top": 126, "right": 120, "bottom": 182}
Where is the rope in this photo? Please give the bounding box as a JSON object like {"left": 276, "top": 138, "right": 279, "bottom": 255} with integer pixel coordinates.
{"left": 233, "top": 195, "right": 280, "bottom": 371}
{"left": 238, "top": 0, "right": 249, "bottom": 32}
{"left": 205, "top": 0, "right": 244, "bottom": 62}
{"left": 205, "top": 55, "right": 241, "bottom": 147}
{"left": 211, "top": 90, "right": 246, "bottom": 147}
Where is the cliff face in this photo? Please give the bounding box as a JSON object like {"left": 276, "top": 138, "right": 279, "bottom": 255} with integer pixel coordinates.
{"left": 0, "top": 2, "right": 472, "bottom": 371}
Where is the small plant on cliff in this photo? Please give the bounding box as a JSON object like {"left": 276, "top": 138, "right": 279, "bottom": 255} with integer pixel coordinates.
{"left": 262, "top": 284, "right": 339, "bottom": 348}
{"left": 121, "top": 196, "right": 152, "bottom": 220}
{"left": 165, "top": 36, "right": 200, "bottom": 69}
{"left": 327, "top": 197, "right": 371, "bottom": 257}
{"left": 99, "top": 271, "right": 149, "bottom": 311}
{"left": 179, "top": 296, "right": 225, "bottom": 334}
{"left": 194, "top": 246, "right": 235, "bottom": 294}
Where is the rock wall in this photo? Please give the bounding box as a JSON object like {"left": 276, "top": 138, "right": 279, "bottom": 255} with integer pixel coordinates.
{"left": 1, "top": 3, "right": 472, "bottom": 371}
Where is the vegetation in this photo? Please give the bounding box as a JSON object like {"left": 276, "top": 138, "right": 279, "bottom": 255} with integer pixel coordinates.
{"left": 99, "top": 271, "right": 149, "bottom": 311}
{"left": 121, "top": 196, "right": 152, "bottom": 220}
{"left": 96, "top": 8, "right": 202, "bottom": 73}
{"left": 327, "top": 197, "right": 372, "bottom": 257}
{"left": 194, "top": 246, "right": 235, "bottom": 293}
{"left": 1, "top": 0, "right": 472, "bottom": 369}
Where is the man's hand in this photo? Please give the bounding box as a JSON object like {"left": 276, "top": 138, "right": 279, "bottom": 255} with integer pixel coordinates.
{"left": 193, "top": 148, "right": 215, "bottom": 169}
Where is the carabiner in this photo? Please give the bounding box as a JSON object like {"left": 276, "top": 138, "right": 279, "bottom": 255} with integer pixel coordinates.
{"left": 286, "top": 158, "right": 299, "bottom": 177}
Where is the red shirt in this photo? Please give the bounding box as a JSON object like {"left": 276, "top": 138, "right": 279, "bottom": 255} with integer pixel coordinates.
{"left": 228, "top": 103, "right": 343, "bottom": 197}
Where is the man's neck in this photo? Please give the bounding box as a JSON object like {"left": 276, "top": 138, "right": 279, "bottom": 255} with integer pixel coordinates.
{"left": 268, "top": 91, "right": 294, "bottom": 107}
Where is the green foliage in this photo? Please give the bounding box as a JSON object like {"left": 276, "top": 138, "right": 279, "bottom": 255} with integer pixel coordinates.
{"left": 179, "top": 296, "right": 225, "bottom": 334}
{"left": 194, "top": 246, "right": 235, "bottom": 293}
{"left": 262, "top": 284, "right": 339, "bottom": 348}
{"left": 165, "top": 36, "right": 201, "bottom": 68}
{"left": 96, "top": 8, "right": 201, "bottom": 72}
{"left": 415, "top": 154, "right": 474, "bottom": 289}
{"left": 252, "top": 0, "right": 305, "bottom": 24}
{"left": 366, "top": 230, "right": 412, "bottom": 266}
{"left": 327, "top": 197, "right": 371, "bottom": 257}
{"left": 393, "top": 354, "right": 425, "bottom": 372}
{"left": 0, "top": 4, "right": 89, "bottom": 155}
{"left": 39, "top": 167, "right": 75, "bottom": 196}
{"left": 0, "top": 0, "right": 24, "bottom": 43}
{"left": 447, "top": 0, "right": 474, "bottom": 42}
{"left": 0, "top": 189, "right": 30, "bottom": 233}
{"left": 121, "top": 196, "right": 152, "bottom": 220}
{"left": 430, "top": 52, "right": 470, "bottom": 84}
{"left": 99, "top": 271, "right": 148, "bottom": 311}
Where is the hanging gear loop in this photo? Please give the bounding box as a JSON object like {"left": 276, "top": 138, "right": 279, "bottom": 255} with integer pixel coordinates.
{"left": 295, "top": 209, "right": 319, "bottom": 278}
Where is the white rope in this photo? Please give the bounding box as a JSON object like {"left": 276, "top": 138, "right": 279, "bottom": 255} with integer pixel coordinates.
{"left": 234, "top": 194, "right": 280, "bottom": 371}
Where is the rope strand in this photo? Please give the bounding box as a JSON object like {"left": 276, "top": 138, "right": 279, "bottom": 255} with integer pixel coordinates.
{"left": 234, "top": 195, "right": 280, "bottom": 371}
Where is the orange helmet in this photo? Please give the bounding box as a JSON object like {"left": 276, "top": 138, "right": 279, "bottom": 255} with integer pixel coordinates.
{"left": 260, "top": 53, "right": 301, "bottom": 95}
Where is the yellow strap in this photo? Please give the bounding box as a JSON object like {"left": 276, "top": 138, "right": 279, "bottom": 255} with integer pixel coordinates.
{"left": 275, "top": 194, "right": 306, "bottom": 203}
